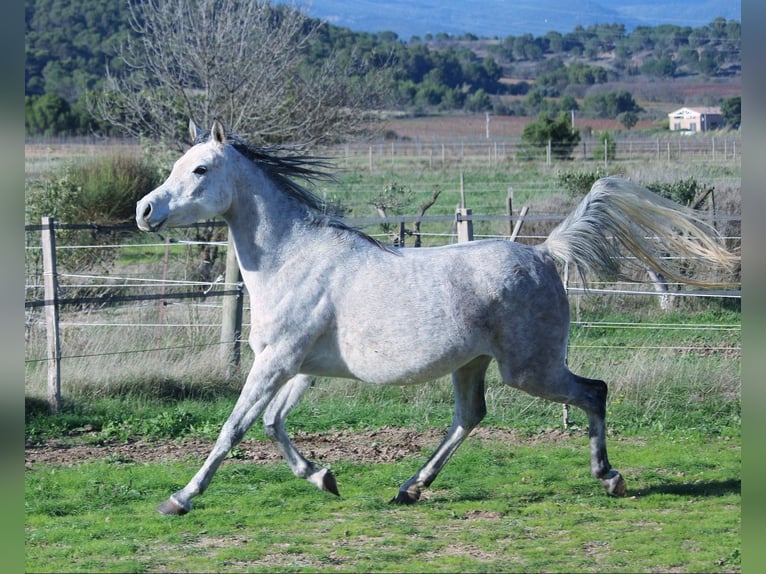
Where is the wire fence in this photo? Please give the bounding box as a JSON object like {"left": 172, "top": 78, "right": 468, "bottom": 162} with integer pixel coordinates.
{"left": 330, "top": 132, "right": 742, "bottom": 170}
{"left": 24, "top": 134, "right": 742, "bottom": 421}
{"left": 25, "top": 211, "right": 741, "bottom": 367}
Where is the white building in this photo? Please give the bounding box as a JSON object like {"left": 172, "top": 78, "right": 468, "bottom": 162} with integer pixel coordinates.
{"left": 668, "top": 107, "right": 724, "bottom": 132}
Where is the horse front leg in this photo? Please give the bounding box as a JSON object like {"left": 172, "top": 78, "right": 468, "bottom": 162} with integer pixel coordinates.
{"left": 157, "top": 353, "right": 295, "bottom": 515}
{"left": 262, "top": 374, "right": 339, "bottom": 496}
{"left": 392, "top": 357, "right": 490, "bottom": 504}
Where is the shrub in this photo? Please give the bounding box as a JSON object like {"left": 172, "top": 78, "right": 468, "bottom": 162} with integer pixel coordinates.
{"left": 593, "top": 131, "right": 617, "bottom": 162}
{"left": 557, "top": 167, "right": 610, "bottom": 196}
{"left": 26, "top": 152, "right": 161, "bottom": 226}
{"left": 519, "top": 112, "right": 580, "bottom": 160}
{"left": 645, "top": 177, "right": 703, "bottom": 206}
{"left": 25, "top": 153, "right": 163, "bottom": 306}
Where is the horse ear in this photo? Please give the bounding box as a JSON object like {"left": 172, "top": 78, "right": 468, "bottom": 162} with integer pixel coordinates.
{"left": 188, "top": 119, "right": 203, "bottom": 143}
{"left": 211, "top": 120, "right": 226, "bottom": 145}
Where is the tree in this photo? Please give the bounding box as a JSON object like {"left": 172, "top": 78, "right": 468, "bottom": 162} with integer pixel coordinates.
{"left": 641, "top": 54, "right": 676, "bottom": 78}
{"left": 618, "top": 111, "right": 639, "bottom": 130}
{"left": 583, "top": 90, "right": 642, "bottom": 118}
{"left": 25, "top": 93, "right": 75, "bottom": 135}
{"left": 721, "top": 96, "right": 741, "bottom": 128}
{"left": 520, "top": 113, "right": 580, "bottom": 160}
{"left": 91, "top": 0, "right": 389, "bottom": 147}
{"left": 464, "top": 89, "right": 492, "bottom": 112}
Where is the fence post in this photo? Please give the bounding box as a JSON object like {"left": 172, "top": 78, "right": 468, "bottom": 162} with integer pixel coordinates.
{"left": 220, "top": 232, "right": 244, "bottom": 377}
{"left": 41, "top": 216, "right": 61, "bottom": 414}
{"left": 562, "top": 263, "right": 571, "bottom": 429}
{"left": 505, "top": 187, "right": 513, "bottom": 238}
{"left": 155, "top": 236, "right": 171, "bottom": 352}
{"left": 456, "top": 207, "right": 473, "bottom": 243}
{"left": 509, "top": 206, "right": 529, "bottom": 242}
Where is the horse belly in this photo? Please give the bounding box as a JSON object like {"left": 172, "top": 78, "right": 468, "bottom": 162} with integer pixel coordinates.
{"left": 330, "top": 294, "right": 492, "bottom": 385}
{"left": 338, "top": 339, "right": 484, "bottom": 385}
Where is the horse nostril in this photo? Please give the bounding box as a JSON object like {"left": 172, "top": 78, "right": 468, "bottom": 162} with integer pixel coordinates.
{"left": 142, "top": 203, "right": 152, "bottom": 219}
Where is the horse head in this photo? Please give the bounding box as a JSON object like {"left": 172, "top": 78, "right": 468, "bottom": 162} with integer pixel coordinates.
{"left": 136, "top": 119, "right": 234, "bottom": 232}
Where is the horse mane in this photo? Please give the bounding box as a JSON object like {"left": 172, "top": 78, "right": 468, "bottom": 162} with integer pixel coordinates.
{"left": 193, "top": 128, "right": 393, "bottom": 252}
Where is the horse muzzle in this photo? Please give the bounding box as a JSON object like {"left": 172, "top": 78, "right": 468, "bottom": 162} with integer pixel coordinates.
{"left": 136, "top": 195, "right": 168, "bottom": 233}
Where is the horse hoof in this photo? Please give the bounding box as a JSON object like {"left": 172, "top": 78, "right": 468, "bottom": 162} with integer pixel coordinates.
{"left": 390, "top": 485, "right": 421, "bottom": 505}
{"left": 309, "top": 468, "right": 340, "bottom": 496}
{"left": 600, "top": 471, "right": 627, "bottom": 497}
{"left": 157, "top": 496, "right": 190, "bottom": 515}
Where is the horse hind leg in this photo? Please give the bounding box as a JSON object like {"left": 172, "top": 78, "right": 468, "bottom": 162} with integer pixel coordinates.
{"left": 262, "top": 374, "right": 339, "bottom": 496}
{"left": 392, "top": 356, "right": 491, "bottom": 504}
{"left": 568, "top": 373, "right": 627, "bottom": 496}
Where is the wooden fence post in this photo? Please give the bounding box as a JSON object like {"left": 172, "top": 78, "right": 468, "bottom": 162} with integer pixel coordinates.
{"left": 509, "top": 205, "right": 529, "bottom": 242}
{"left": 456, "top": 207, "right": 473, "bottom": 243}
{"left": 562, "top": 262, "right": 571, "bottom": 429}
{"left": 505, "top": 187, "right": 513, "bottom": 238}
{"left": 41, "top": 216, "right": 61, "bottom": 413}
{"left": 154, "top": 236, "right": 171, "bottom": 353}
{"left": 220, "top": 232, "right": 244, "bottom": 377}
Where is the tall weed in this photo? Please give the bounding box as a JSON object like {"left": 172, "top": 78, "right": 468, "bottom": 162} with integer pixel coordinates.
{"left": 25, "top": 151, "right": 160, "bottom": 226}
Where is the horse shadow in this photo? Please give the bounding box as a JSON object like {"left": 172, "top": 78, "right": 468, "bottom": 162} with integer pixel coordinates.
{"left": 634, "top": 478, "right": 740, "bottom": 498}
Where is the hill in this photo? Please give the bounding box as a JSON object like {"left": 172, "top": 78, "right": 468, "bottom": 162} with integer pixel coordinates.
{"left": 25, "top": 0, "right": 741, "bottom": 137}
{"left": 303, "top": 0, "right": 742, "bottom": 39}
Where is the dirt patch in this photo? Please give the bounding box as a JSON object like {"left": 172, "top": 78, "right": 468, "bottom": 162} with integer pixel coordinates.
{"left": 382, "top": 115, "right": 658, "bottom": 140}
{"left": 25, "top": 426, "right": 584, "bottom": 469}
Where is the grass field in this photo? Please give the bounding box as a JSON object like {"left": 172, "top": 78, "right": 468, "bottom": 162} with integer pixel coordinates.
{"left": 25, "top": 128, "right": 741, "bottom": 572}
{"left": 25, "top": 424, "right": 740, "bottom": 572}
{"left": 25, "top": 302, "right": 741, "bottom": 572}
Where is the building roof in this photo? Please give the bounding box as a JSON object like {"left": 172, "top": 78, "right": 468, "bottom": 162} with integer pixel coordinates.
{"left": 669, "top": 106, "right": 722, "bottom": 118}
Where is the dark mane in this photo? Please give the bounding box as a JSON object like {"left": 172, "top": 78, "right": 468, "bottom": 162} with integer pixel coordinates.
{"left": 194, "top": 129, "right": 392, "bottom": 251}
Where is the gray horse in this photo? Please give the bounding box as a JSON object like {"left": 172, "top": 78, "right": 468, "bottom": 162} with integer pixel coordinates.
{"left": 136, "top": 120, "right": 735, "bottom": 515}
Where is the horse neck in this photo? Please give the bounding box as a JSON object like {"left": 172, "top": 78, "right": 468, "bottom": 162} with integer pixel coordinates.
{"left": 223, "top": 168, "right": 317, "bottom": 280}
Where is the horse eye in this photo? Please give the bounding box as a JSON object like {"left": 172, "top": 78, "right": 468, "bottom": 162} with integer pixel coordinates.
{"left": 193, "top": 166, "right": 208, "bottom": 175}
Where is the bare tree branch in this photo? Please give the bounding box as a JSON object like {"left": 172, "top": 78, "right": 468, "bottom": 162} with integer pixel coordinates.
{"left": 89, "top": 0, "right": 389, "bottom": 149}
{"left": 412, "top": 189, "right": 442, "bottom": 247}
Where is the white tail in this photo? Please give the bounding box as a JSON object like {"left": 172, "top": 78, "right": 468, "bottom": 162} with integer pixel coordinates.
{"left": 542, "top": 177, "right": 737, "bottom": 287}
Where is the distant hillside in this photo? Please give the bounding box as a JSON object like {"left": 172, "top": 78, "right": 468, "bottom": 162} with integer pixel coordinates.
{"left": 25, "top": 0, "right": 741, "bottom": 137}
{"left": 302, "top": 0, "right": 742, "bottom": 39}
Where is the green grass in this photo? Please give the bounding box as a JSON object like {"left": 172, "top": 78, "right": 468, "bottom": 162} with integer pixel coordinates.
{"left": 25, "top": 305, "right": 741, "bottom": 571}
{"left": 26, "top": 429, "right": 740, "bottom": 572}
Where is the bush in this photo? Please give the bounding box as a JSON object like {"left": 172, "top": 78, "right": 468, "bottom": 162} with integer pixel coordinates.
{"left": 645, "top": 177, "right": 704, "bottom": 206}
{"left": 26, "top": 152, "right": 161, "bottom": 226}
{"left": 557, "top": 167, "right": 610, "bottom": 196}
{"left": 519, "top": 112, "right": 580, "bottom": 160}
{"left": 593, "top": 131, "right": 617, "bottom": 162}
{"left": 25, "top": 153, "right": 163, "bottom": 305}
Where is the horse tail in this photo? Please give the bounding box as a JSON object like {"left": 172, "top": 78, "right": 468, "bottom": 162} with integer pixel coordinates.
{"left": 540, "top": 177, "right": 737, "bottom": 288}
